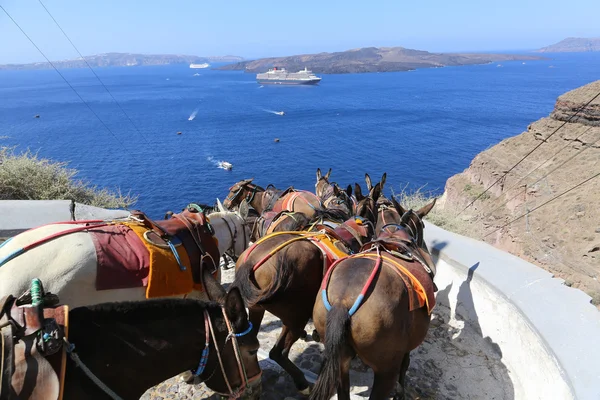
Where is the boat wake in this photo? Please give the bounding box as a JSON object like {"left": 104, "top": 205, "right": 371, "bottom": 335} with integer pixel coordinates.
{"left": 258, "top": 85, "right": 264, "bottom": 88}
{"left": 262, "top": 109, "right": 285, "bottom": 116}
{"left": 188, "top": 106, "right": 200, "bottom": 121}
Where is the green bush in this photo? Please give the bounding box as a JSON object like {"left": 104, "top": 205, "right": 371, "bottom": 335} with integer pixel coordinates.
{"left": 0, "top": 147, "right": 136, "bottom": 209}
{"left": 392, "top": 185, "right": 480, "bottom": 238}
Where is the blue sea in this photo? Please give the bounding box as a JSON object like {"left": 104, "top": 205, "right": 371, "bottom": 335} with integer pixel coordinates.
{"left": 1, "top": 53, "right": 599, "bottom": 218}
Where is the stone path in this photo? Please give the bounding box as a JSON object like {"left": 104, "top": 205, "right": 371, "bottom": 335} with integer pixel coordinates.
{"left": 143, "top": 263, "right": 515, "bottom": 400}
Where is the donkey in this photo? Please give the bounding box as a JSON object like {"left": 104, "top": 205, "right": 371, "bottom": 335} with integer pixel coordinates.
{"left": 1, "top": 269, "right": 262, "bottom": 400}
{"left": 315, "top": 168, "right": 355, "bottom": 223}
{"left": 230, "top": 184, "right": 381, "bottom": 394}
{"left": 0, "top": 206, "right": 251, "bottom": 309}
{"left": 223, "top": 179, "right": 323, "bottom": 220}
{"left": 310, "top": 198, "right": 437, "bottom": 400}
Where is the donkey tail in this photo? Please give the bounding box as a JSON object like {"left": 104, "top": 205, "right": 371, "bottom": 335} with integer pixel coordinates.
{"left": 309, "top": 306, "right": 351, "bottom": 400}
{"left": 232, "top": 250, "right": 294, "bottom": 307}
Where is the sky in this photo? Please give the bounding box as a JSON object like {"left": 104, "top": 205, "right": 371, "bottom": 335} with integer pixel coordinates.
{"left": 0, "top": 0, "right": 599, "bottom": 64}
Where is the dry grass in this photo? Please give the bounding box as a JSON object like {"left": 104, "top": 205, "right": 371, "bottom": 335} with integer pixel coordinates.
{"left": 0, "top": 147, "right": 136, "bottom": 209}
{"left": 392, "top": 185, "right": 481, "bottom": 239}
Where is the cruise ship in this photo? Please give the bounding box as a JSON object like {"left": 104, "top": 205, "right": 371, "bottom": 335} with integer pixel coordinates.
{"left": 256, "top": 67, "right": 322, "bottom": 85}
{"left": 190, "top": 63, "right": 210, "bottom": 69}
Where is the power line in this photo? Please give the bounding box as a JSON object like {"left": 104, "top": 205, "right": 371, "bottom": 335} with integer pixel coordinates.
{"left": 483, "top": 170, "right": 600, "bottom": 239}
{"left": 0, "top": 5, "right": 125, "bottom": 147}
{"left": 485, "top": 128, "right": 599, "bottom": 216}
{"left": 36, "top": 0, "right": 152, "bottom": 146}
{"left": 457, "top": 90, "right": 600, "bottom": 216}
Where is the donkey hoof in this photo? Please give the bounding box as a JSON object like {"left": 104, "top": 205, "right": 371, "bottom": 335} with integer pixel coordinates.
{"left": 178, "top": 371, "right": 194, "bottom": 384}
{"left": 311, "top": 329, "right": 321, "bottom": 342}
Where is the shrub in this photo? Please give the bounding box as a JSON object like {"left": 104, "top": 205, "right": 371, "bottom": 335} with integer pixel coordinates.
{"left": 0, "top": 147, "right": 136, "bottom": 209}
{"left": 392, "top": 184, "right": 480, "bottom": 238}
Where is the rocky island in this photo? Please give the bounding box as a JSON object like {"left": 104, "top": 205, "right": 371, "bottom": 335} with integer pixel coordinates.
{"left": 217, "top": 46, "right": 544, "bottom": 74}
{"left": 0, "top": 53, "right": 244, "bottom": 71}
{"left": 438, "top": 80, "right": 600, "bottom": 304}
{"left": 537, "top": 37, "right": 600, "bottom": 53}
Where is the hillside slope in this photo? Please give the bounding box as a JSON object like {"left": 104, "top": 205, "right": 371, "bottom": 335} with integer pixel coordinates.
{"left": 537, "top": 37, "right": 600, "bottom": 53}
{"left": 218, "top": 46, "right": 543, "bottom": 74}
{"left": 439, "top": 81, "right": 600, "bottom": 303}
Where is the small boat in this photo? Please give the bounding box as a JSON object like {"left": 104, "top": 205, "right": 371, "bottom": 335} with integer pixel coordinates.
{"left": 274, "top": 138, "right": 280, "bottom": 143}
{"left": 275, "top": 111, "right": 285, "bottom": 116}
{"left": 177, "top": 131, "right": 182, "bottom": 135}
{"left": 34, "top": 115, "right": 40, "bottom": 118}
{"left": 219, "top": 161, "right": 233, "bottom": 170}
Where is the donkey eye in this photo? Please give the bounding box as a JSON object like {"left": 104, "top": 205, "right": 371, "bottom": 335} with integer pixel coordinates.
{"left": 248, "top": 349, "right": 258, "bottom": 356}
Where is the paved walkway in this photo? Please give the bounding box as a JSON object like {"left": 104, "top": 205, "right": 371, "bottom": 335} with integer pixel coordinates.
{"left": 141, "top": 263, "right": 514, "bottom": 399}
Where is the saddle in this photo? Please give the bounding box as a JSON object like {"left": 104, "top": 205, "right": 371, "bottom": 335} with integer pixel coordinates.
{"left": 1, "top": 287, "right": 69, "bottom": 400}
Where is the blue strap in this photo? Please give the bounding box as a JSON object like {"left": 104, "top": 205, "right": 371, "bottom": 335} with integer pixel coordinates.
{"left": 348, "top": 294, "right": 365, "bottom": 317}
{"left": 166, "top": 240, "right": 187, "bottom": 271}
{"left": 233, "top": 322, "right": 253, "bottom": 337}
{"left": 193, "top": 346, "right": 210, "bottom": 376}
{"left": 0, "top": 247, "right": 25, "bottom": 268}
{"left": 321, "top": 289, "right": 332, "bottom": 312}
{"left": 0, "top": 237, "right": 13, "bottom": 250}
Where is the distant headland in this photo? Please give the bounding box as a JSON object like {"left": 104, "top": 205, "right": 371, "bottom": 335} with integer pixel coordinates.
{"left": 537, "top": 37, "right": 600, "bottom": 53}
{"left": 0, "top": 53, "right": 244, "bottom": 71}
{"left": 217, "top": 46, "right": 545, "bottom": 74}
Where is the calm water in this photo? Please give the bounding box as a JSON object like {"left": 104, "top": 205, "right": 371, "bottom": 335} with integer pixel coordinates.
{"left": 1, "top": 53, "right": 599, "bottom": 218}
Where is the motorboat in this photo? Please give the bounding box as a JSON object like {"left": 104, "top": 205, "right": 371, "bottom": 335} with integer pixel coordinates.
{"left": 219, "top": 161, "right": 233, "bottom": 170}
{"left": 275, "top": 111, "right": 285, "bottom": 116}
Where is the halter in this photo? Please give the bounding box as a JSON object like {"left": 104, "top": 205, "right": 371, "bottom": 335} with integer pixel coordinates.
{"left": 220, "top": 213, "right": 249, "bottom": 263}
{"left": 196, "top": 307, "right": 261, "bottom": 399}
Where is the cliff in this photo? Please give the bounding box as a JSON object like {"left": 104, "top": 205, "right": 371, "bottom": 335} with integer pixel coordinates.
{"left": 537, "top": 37, "right": 600, "bottom": 53}
{"left": 217, "top": 46, "right": 544, "bottom": 74}
{"left": 0, "top": 53, "right": 244, "bottom": 71}
{"left": 439, "top": 80, "right": 600, "bottom": 303}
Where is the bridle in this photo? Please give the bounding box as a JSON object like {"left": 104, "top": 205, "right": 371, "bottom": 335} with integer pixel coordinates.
{"left": 194, "top": 307, "right": 261, "bottom": 399}
{"left": 380, "top": 209, "right": 425, "bottom": 247}
{"left": 225, "top": 183, "right": 261, "bottom": 209}
{"left": 220, "top": 213, "right": 249, "bottom": 263}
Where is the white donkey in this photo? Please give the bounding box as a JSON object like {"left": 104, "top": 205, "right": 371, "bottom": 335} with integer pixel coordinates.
{"left": 0, "top": 202, "right": 250, "bottom": 308}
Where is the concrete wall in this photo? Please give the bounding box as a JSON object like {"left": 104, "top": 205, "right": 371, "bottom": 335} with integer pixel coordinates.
{"left": 425, "top": 221, "right": 600, "bottom": 400}
{"left": 0, "top": 200, "right": 130, "bottom": 237}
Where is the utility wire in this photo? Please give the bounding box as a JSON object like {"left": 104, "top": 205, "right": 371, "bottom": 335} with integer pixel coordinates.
{"left": 483, "top": 170, "right": 600, "bottom": 238}
{"left": 37, "top": 0, "right": 152, "bottom": 146}
{"left": 457, "top": 90, "right": 600, "bottom": 216}
{"left": 485, "top": 128, "right": 599, "bottom": 216}
{"left": 0, "top": 5, "right": 125, "bottom": 147}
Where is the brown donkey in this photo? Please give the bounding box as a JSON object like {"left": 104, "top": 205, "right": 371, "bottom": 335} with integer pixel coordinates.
{"left": 310, "top": 198, "right": 437, "bottom": 400}
{"left": 223, "top": 179, "right": 323, "bottom": 220}
{"left": 230, "top": 185, "right": 381, "bottom": 394}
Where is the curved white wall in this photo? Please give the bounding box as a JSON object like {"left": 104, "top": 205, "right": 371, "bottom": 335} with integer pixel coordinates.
{"left": 425, "top": 221, "right": 600, "bottom": 400}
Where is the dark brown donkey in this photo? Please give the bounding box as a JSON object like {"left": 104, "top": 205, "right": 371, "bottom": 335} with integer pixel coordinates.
{"left": 223, "top": 179, "right": 323, "bottom": 220}
{"left": 230, "top": 185, "right": 381, "bottom": 394}
{"left": 310, "top": 198, "right": 437, "bottom": 400}
{"left": 315, "top": 168, "right": 354, "bottom": 223}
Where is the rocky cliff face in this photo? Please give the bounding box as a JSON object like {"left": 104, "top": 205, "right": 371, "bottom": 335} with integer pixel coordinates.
{"left": 439, "top": 80, "right": 600, "bottom": 303}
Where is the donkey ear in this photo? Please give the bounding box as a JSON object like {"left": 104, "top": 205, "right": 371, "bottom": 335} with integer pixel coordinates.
{"left": 325, "top": 168, "right": 332, "bottom": 180}
{"left": 365, "top": 173, "right": 373, "bottom": 191}
{"left": 346, "top": 184, "right": 352, "bottom": 197}
{"left": 316, "top": 168, "right": 322, "bottom": 181}
{"left": 202, "top": 266, "right": 226, "bottom": 303}
{"left": 224, "top": 287, "right": 250, "bottom": 333}
{"left": 216, "top": 198, "right": 226, "bottom": 212}
{"left": 354, "top": 183, "right": 364, "bottom": 201}
{"left": 416, "top": 198, "right": 437, "bottom": 218}
{"left": 380, "top": 173, "right": 387, "bottom": 191}
{"left": 239, "top": 200, "right": 249, "bottom": 220}
{"left": 391, "top": 197, "right": 407, "bottom": 216}
{"left": 370, "top": 182, "right": 381, "bottom": 203}
{"left": 333, "top": 185, "right": 340, "bottom": 196}
{"left": 242, "top": 178, "right": 254, "bottom": 185}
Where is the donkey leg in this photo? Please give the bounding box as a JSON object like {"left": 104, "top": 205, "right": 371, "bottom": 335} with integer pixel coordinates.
{"left": 269, "top": 325, "right": 310, "bottom": 393}
{"left": 336, "top": 351, "right": 354, "bottom": 400}
{"left": 395, "top": 352, "right": 410, "bottom": 398}
{"left": 369, "top": 370, "right": 401, "bottom": 400}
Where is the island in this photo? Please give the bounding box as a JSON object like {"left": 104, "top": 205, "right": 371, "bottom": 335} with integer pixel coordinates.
{"left": 537, "top": 37, "right": 600, "bottom": 53}
{"left": 0, "top": 53, "right": 244, "bottom": 71}
{"left": 217, "top": 46, "right": 544, "bottom": 74}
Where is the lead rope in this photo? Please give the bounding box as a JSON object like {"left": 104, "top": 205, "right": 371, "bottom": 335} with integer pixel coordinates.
{"left": 206, "top": 310, "right": 235, "bottom": 396}
{"left": 63, "top": 338, "right": 124, "bottom": 400}
{"left": 222, "top": 308, "right": 250, "bottom": 399}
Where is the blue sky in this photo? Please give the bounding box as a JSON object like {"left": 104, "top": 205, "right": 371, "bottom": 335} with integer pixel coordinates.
{"left": 0, "top": 0, "right": 598, "bottom": 64}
